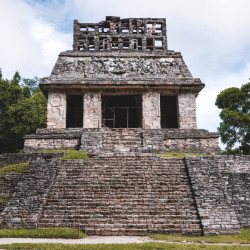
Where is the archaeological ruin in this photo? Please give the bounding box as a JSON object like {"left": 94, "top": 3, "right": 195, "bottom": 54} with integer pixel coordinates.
{"left": 0, "top": 16, "right": 249, "bottom": 236}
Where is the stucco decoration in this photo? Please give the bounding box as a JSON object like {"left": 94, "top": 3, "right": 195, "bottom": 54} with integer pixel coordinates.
{"left": 47, "top": 92, "right": 66, "bottom": 128}
{"left": 49, "top": 55, "right": 193, "bottom": 81}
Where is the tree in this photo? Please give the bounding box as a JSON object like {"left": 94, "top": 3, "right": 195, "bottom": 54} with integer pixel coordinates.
{"left": 215, "top": 82, "right": 250, "bottom": 154}
{"left": 0, "top": 70, "right": 47, "bottom": 153}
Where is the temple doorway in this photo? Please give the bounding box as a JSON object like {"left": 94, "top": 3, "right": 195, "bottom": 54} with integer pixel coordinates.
{"left": 160, "top": 96, "right": 178, "bottom": 128}
{"left": 66, "top": 95, "right": 83, "bottom": 128}
{"left": 102, "top": 95, "right": 142, "bottom": 128}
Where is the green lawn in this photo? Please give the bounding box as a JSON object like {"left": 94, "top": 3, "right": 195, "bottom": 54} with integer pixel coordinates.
{"left": 0, "top": 162, "right": 29, "bottom": 176}
{"left": 158, "top": 152, "right": 210, "bottom": 158}
{"left": 37, "top": 150, "right": 89, "bottom": 160}
{"left": 150, "top": 229, "right": 250, "bottom": 244}
{"left": 0, "top": 228, "right": 86, "bottom": 239}
{"left": 0, "top": 243, "right": 249, "bottom": 250}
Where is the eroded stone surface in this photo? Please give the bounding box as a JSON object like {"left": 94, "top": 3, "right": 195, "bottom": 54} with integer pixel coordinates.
{"left": 47, "top": 92, "right": 66, "bottom": 129}
{"left": 178, "top": 93, "right": 197, "bottom": 129}
{"left": 142, "top": 92, "right": 160, "bottom": 129}
{"left": 23, "top": 128, "right": 220, "bottom": 155}
{"left": 83, "top": 92, "right": 102, "bottom": 128}
{"left": 186, "top": 155, "right": 250, "bottom": 235}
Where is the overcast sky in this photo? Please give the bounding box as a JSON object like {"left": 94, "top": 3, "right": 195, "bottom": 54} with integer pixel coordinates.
{"left": 0, "top": 0, "right": 249, "bottom": 146}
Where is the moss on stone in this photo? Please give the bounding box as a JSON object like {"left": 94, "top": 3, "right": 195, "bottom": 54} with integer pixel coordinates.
{"left": 158, "top": 152, "right": 210, "bottom": 158}
{"left": 0, "top": 198, "right": 9, "bottom": 203}
{"left": 0, "top": 162, "right": 29, "bottom": 176}
{"left": 37, "top": 150, "right": 89, "bottom": 160}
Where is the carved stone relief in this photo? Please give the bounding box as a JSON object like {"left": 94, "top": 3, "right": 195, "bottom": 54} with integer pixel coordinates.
{"left": 51, "top": 56, "right": 192, "bottom": 80}
{"left": 47, "top": 92, "right": 66, "bottom": 128}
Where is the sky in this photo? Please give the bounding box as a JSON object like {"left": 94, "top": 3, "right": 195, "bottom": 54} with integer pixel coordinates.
{"left": 0, "top": 0, "right": 249, "bottom": 146}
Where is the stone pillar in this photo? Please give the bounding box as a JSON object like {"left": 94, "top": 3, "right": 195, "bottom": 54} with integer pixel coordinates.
{"left": 142, "top": 91, "right": 160, "bottom": 129}
{"left": 178, "top": 93, "right": 197, "bottom": 129}
{"left": 47, "top": 91, "right": 66, "bottom": 128}
{"left": 83, "top": 92, "right": 102, "bottom": 128}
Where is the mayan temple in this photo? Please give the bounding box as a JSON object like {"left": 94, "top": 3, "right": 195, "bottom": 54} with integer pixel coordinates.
{"left": 0, "top": 17, "right": 249, "bottom": 236}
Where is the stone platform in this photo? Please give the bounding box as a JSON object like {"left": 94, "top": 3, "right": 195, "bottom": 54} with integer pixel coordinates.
{"left": 23, "top": 128, "right": 220, "bottom": 155}
{"left": 0, "top": 152, "right": 249, "bottom": 236}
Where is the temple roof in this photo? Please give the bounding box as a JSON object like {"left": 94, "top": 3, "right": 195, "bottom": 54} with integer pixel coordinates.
{"left": 40, "top": 17, "right": 205, "bottom": 93}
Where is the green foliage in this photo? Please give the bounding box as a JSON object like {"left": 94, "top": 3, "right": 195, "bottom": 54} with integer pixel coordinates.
{"left": 0, "top": 228, "right": 86, "bottom": 239}
{"left": 158, "top": 152, "right": 209, "bottom": 157}
{"left": 150, "top": 228, "right": 250, "bottom": 244}
{"left": 0, "top": 162, "right": 29, "bottom": 176}
{"left": 8, "top": 91, "right": 47, "bottom": 138}
{"left": 21, "top": 77, "right": 41, "bottom": 95}
{"left": 0, "top": 243, "right": 248, "bottom": 250}
{"left": 215, "top": 82, "right": 250, "bottom": 155}
{"left": 0, "top": 70, "right": 47, "bottom": 153}
{"left": 37, "top": 150, "right": 89, "bottom": 160}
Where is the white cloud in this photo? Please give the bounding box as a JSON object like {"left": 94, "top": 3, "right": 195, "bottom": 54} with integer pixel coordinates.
{"left": 0, "top": 0, "right": 71, "bottom": 79}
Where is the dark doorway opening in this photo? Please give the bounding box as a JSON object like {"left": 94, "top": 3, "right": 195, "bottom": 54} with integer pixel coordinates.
{"left": 66, "top": 95, "right": 83, "bottom": 128}
{"left": 160, "top": 96, "right": 178, "bottom": 128}
{"left": 102, "top": 95, "right": 142, "bottom": 128}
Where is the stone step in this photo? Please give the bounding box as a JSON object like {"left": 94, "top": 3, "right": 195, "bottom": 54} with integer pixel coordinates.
{"left": 1, "top": 155, "right": 202, "bottom": 235}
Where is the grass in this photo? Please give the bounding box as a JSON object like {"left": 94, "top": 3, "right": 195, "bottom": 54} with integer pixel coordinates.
{"left": 0, "top": 243, "right": 249, "bottom": 250}
{"left": 0, "top": 198, "right": 9, "bottom": 203}
{"left": 150, "top": 229, "right": 250, "bottom": 244}
{"left": 0, "top": 162, "right": 29, "bottom": 176}
{"left": 0, "top": 228, "right": 86, "bottom": 239}
{"left": 37, "top": 150, "right": 89, "bottom": 160}
{"left": 158, "top": 152, "right": 210, "bottom": 158}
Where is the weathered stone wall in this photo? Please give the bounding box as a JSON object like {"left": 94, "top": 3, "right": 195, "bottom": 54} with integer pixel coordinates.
{"left": 0, "top": 154, "right": 68, "bottom": 216}
{"left": 0, "top": 153, "right": 249, "bottom": 235}
{"left": 0, "top": 173, "right": 22, "bottom": 213}
{"left": 164, "top": 138, "right": 219, "bottom": 155}
{"left": 0, "top": 159, "right": 60, "bottom": 228}
{"left": 178, "top": 93, "right": 197, "bottom": 129}
{"left": 80, "top": 128, "right": 142, "bottom": 153}
{"left": 142, "top": 92, "right": 160, "bottom": 129}
{"left": 47, "top": 92, "right": 66, "bottom": 129}
{"left": 0, "top": 153, "right": 64, "bottom": 214}
{"left": 1, "top": 156, "right": 202, "bottom": 236}
{"left": 24, "top": 138, "right": 79, "bottom": 152}
{"left": 49, "top": 53, "right": 194, "bottom": 82}
{"left": 23, "top": 128, "right": 220, "bottom": 155}
{"left": 0, "top": 152, "right": 64, "bottom": 167}
{"left": 83, "top": 92, "right": 102, "bottom": 128}
{"left": 185, "top": 155, "right": 250, "bottom": 235}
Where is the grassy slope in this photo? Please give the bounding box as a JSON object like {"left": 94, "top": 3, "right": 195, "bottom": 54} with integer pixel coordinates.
{"left": 37, "top": 150, "right": 89, "bottom": 160}
{"left": 0, "top": 162, "right": 29, "bottom": 176}
{"left": 158, "top": 152, "right": 210, "bottom": 157}
{"left": 0, "top": 228, "right": 85, "bottom": 239}
{"left": 150, "top": 229, "right": 250, "bottom": 244}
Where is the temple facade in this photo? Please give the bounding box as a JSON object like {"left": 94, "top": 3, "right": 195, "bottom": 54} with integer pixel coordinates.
{"left": 3, "top": 17, "right": 249, "bottom": 237}
{"left": 24, "top": 16, "right": 220, "bottom": 154}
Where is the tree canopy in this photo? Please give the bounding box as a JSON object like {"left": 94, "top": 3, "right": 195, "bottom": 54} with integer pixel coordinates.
{"left": 215, "top": 82, "right": 250, "bottom": 154}
{"left": 0, "top": 70, "right": 47, "bottom": 153}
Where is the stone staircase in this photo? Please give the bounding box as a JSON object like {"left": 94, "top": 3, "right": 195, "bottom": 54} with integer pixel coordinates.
{"left": 101, "top": 129, "right": 143, "bottom": 152}
{"left": 80, "top": 129, "right": 143, "bottom": 153}
{"left": 36, "top": 154, "right": 202, "bottom": 235}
